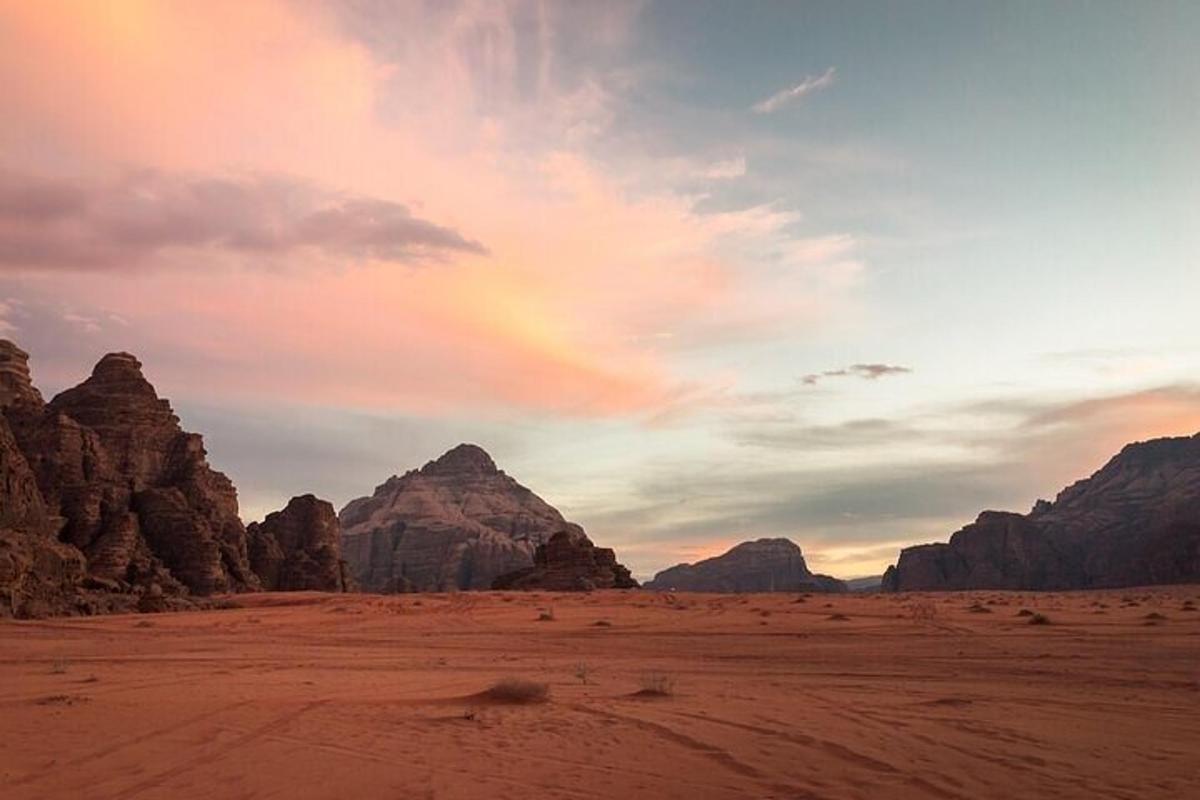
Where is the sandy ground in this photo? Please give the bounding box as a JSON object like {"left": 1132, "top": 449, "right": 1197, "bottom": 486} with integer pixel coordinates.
{"left": 1, "top": 588, "right": 1198, "bottom": 800}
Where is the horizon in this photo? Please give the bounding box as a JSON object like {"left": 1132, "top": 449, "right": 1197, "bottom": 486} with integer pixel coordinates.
{"left": 2, "top": 1, "right": 1199, "bottom": 581}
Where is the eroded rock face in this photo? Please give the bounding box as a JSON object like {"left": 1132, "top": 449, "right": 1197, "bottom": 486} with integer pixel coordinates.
{"left": 340, "top": 444, "right": 609, "bottom": 592}
{"left": 883, "top": 434, "right": 1200, "bottom": 591}
{"left": 0, "top": 340, "right": 270, "bottom": 616}
{"left": 248, "top": 494, "right": 352, "bottom": 591}
{"left": 644, "top": 538, "right": 846, "bottom": 593}
{"left": 0, "top": 340, "right": 43, "bottom": 410}
{"left": 492, "top": 530, "right": 638, "bottom": 591}
{"left": 0, "top": 412, "right": 89, "bottom": 618}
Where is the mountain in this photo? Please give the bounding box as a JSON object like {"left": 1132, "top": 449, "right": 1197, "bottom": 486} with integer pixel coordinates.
{"left": 882, "top": 434, "right": 1200, "bottom": 591}
{"left": 339, "top": 443, "right": 635, "bottom": 592}
{"left": 0, "top": 340, "right": 347, "bottom": 618}
{"left": 644, "top": 538, "right": 846, "bottom": 593}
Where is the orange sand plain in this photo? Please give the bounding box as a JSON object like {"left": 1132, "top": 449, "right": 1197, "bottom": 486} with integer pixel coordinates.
{"left": 2, "top": 588, "right": 1198, "bottom": 800}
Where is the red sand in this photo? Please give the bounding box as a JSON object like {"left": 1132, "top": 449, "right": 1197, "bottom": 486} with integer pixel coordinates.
{"left": 2, "top": 588, "right": 1198, "bottom": 799}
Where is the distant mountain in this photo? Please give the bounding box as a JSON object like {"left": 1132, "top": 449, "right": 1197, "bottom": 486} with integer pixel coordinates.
{"left": 844, "top": 575, "right": 883, "bottom": 592}
{"left": 339, "top": 443, "right": 636, "bottom": 592}
{"left": 644, "top": 538, "right": 846, "bottom": 593}
{"left": 883, "top": 434, "right": 1200, "bottom": 591}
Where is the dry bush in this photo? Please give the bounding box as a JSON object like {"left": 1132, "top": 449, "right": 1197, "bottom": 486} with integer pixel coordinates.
{"left": 49, "top": 659, "right": 69, "bottom": 675}
{"left": 536, "top": 608, "right": 555, "bottom": 622}
{"left": 908, "top": 601, "right": 938, "bottom": 621}
{"left": 574, "top": 662, "right": 592, "bottom": 685}
{"left": 638, "top": 672, "right": 677, "bottom": 697}
{"left": 484, "top": 678, "right": 550, "bottom": 704}
{"left": 1028, "top": 613, "right": 1051, "bottom": 626}
{"left": 1016, "top": 608, "right": 1035, "bottom": 617}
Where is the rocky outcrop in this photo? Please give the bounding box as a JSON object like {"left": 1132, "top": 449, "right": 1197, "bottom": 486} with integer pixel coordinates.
{"left": 248, "top": 494, "right": 352, "bottom": 591}
{"left": 492, "top": 530, "right": 638, "bottom": 591}
{"left": 0, "top": 341, "right": 266, "bottom": 616}
{"left": 883, "top": 434, "right": 1200, "bottom": 591}
{"left": 644, "top": 538, "right": 846, "bottom": 593}
{"left": 0, "top": 340, "right": 43, "bottom": 409}
{"left": 340, "top": 443, "right": 628, "bottom": 592}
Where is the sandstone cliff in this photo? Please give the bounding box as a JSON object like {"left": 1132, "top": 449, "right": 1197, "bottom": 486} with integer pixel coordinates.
{"left": 340, "top": 443, "right": 632, "bottom": 592}
{"left": 644, "top": 538, "right": 846, "bottom": 593}
{"left": 491, "top": 530, "right": 638, "bottom": 591}
{"left": 248, "top": 494, "right": 353, "bottom": 591}
{"left": 882, "top": 434, "right": 1200, "bottom": 591}
{"left": 0, "top": 340, "right": 348, "bottom": 617}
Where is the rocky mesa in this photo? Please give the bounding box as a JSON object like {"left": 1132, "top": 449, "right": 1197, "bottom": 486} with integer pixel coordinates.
{"left": 644, "top": 538, "right": 846, "bottom": 593}
{"left": 340, "top": 443, "right": 636, "bottom": 592}
{"left": 882, "top": 433, "right": 1200, "bottom": 591}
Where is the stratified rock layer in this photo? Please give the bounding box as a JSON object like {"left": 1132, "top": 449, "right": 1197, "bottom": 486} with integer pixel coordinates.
{"left": 248, "top": 494, "right": 352, "bottom": 592}
{"left": 644, "top": 538, "right": 846, "bottom": 593}
{"left": 340, "top": 444, "right": 629, "bottom": 592}
{"left": 883, "top": 434, "right": 1200, "bottom": 591}
{"left": 492, "top": 530, "right": 638, "bottom": 591}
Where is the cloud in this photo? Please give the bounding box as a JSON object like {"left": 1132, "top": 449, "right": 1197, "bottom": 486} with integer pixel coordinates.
{"left": 752, "top": 67, "right": 836, "bottom": 114}
{"left": 0, "top": 169, "right": 485, "bottom": 272}
{"left": 801, "top": 363, "right": 912, "bottom": 385}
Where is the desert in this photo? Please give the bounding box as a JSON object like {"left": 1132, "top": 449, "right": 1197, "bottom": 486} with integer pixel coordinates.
{"left": 3, "top": 587, "right": 1198, "bottom": 800}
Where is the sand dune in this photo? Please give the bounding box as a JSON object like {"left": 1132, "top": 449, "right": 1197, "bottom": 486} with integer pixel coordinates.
{"left": 2, "top": 588, "right": 1198, "bottom": 799}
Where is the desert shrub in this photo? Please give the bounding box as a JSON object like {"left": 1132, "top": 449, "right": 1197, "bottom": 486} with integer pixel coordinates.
{"left": 638, "top": 671, "right": 677, "bottom": 696}
{"left": 1028, "top": 613, "right": 1051, "bottom": 625}
{"left": 827, "top": 613, "right": 850, "bottom": 621}
{"left": 908, "top": 601, "right": 938, "bottom": 621}
{"left": 574, "top": 662, "right": 592, "bottom": 685}
{"left": 537, "top": 608, "right": 555, "bottom": 621}
{"left": 1016, "top": 608, "right": 1035, "bottom": 617}
{"left": 966, "top": 603, "right": 992, "bottom": 614}
{"left": 49, "top": 659, "right": 69, "bottom": 675}
{"left": 1144, "top": 612, "right": 1167, "bottom": 621}
{"left": 484, "top": 678, "right": 550, "bottom": 704}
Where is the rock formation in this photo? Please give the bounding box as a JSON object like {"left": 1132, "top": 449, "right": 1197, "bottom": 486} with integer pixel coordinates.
{"left": 340, "top": 443, "right": 634, "bottom": 592}
{"left": 248, "top": 494, "right": 353, "bottom": 591}
{"left": 644, "top": 538, "right": 846, "bottom": 593}
{"left": 883, "top": 434, "right": 1200, "bottom": 591}
{"left": 492, "top": 530, "right": 638, "bottom": 590}
{"left": 0, "top": 339, "right": 350, "bottom": 617}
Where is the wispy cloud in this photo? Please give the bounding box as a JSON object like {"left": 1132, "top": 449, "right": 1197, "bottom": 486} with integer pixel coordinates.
{"left": 752, "top": 67, "right": 836, "bottom": 114}
{"left": 801, "top": 363, "right": 911, "bottom": 386}
{"left": 0, "top": 170, "right": 486, "bottom": 273}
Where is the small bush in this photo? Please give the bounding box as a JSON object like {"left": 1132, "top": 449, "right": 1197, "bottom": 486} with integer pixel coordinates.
{"left": 827, "top": 613, "right": 850, "bottom": 621}
{"left": 49, "top": 659, "right": 69, "bottom": 675}
{"left": 966, "top": 603, "right": 992, "bottom": 614}
{"left": 638, "top": 672, "right": 676, "bottom": 697}
{"left": 484, "top": 679, "right": 550, "bottom": 704}
{"left": 1028, "top": 613, "right": 1051, "bottom": 626}
{"left": 909, "top": 601, "right": 937, "bottom": 621}
{"left": 574, "top": 662, "right": 591, "bottom": 685}
{"left": 591, "top": 619, "right": 612, "bottom": 627}
{"left": 1016, "top": 608, "right": 1035, "bottom": 617}
{"left": 1144, "top": 612, "right": 1167, "bottom": 621}
{"left": 536, "top": 608, "right": 555, "bottom": 622}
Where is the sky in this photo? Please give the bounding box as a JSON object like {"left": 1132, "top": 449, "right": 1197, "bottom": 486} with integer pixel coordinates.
{"left": 1, "top": 1, "right": 1198, "bottom": 580}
